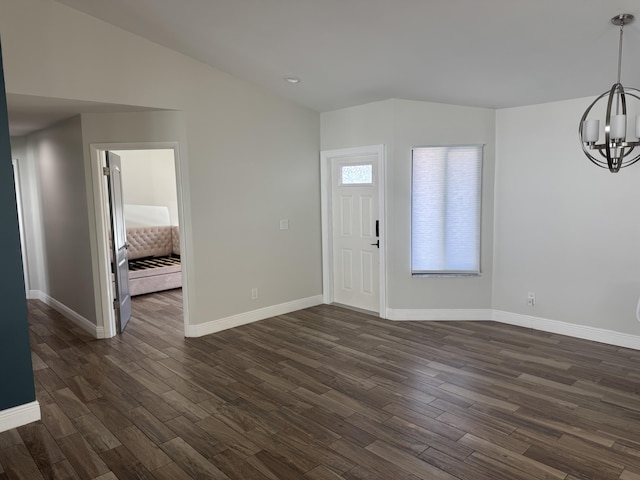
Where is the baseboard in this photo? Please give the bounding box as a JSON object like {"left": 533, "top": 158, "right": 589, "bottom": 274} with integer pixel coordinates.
{"left": 384, "top": 307, "right": 640, "bottom": 350}
{"left": 34, "top": 291, "right": 104, "bottom": 339}
{"left": 0, "top": 401, "right": 41, "bottom": 433}
{"left": 386, "top": 308, "right": 493, "bottom": 321}
{"left": 491, "top": 310, "right": 536, "bottom": 329}
{"left": 185, "top": 295, "right": 324, "bottom": 337}
{"left": 27, "top": 289, "right": 40, "bottom": 300}
{"left": 493, "top": 310, "right": 640, "bottom": 350}
{"left": 33, "top": 287, "right": 635, "bottom": 350}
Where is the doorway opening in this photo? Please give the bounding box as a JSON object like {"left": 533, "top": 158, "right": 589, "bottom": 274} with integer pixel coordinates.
{"left": 320, "top": 145, "right": 386, "bottom": 317}
{"left": 90, "top": 142, "right": 189, "bottom": 337}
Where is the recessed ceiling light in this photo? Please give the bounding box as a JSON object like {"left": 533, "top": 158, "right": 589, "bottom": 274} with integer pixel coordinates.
{"left": 284, "top": 75, "right": 301, "bottom": 84}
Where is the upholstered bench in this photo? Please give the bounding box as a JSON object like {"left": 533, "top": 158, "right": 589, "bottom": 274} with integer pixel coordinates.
{"left": 126, "top": 226, "right": 181, "bottom": 296}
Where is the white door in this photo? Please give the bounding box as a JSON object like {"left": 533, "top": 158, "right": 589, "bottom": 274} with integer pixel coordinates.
{"left": 106, "top": 151, "right": 132, "bottom": 332}
{"left": 331, "top": 156, "right": 380, "bottom": 312}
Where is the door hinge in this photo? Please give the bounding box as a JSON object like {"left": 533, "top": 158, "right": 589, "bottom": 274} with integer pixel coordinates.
{"left": 103, "top": 166, "right": 110, "bottom": 176}
{"left": 113, "top": 299, "right": 120, "bottom": 310}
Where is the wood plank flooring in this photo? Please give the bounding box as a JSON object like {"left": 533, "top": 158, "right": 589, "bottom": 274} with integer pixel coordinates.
{"left": 2, "top": 290, "right": 640, "bottom": 479}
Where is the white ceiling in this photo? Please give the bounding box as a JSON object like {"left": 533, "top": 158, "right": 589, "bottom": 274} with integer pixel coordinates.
{"left": 7, "top": 0, "right": 640, "bottom": 134}
{"left": 47, "top": 0, "right": 640, "bottom": 113}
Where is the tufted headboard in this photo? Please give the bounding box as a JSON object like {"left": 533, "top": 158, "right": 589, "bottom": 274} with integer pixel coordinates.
{"left": 127, "top": 226, "right": 179, "bottom": 260}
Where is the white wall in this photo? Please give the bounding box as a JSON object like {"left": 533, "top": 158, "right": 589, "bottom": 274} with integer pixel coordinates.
{"left": 114, "top": 149, "right": 179, "bottom": 226}
{"left": 0, "top": 0, "right": 321, "bottom": 327}
{"left": 322, "top": 98, "right": 496, "bottom": 312}
{"left": 494, "top": 97, "right": 640, "bottom": 335}
{"left": 26, "top": 116, "right": 96, "bottom": 322}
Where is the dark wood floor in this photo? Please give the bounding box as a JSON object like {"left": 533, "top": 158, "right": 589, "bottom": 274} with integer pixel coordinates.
{"left": 2, "top": 291, "right": 640, "bottom": 479}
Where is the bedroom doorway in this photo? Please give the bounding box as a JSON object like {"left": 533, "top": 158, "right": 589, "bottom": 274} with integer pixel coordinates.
{"left": 90, "top": 142, "right": 189, "bottom": 338}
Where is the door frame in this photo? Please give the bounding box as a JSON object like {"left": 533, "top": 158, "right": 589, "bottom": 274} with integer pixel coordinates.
{"left": 89, "top": 142, "right": 190, "bottom": 338}
{"left": 320, "top": 145, "right": 387, "bottom": 317}
{"left": 12, "top": 158, "right": 30, "bottom": 296}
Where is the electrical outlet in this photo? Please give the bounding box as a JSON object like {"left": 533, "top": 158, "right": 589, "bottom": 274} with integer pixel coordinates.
{"left": 251, "top": 288, "right": 258, "bottom": 300}
{"left": 527, "top": 292, "right": 536, "bottom": 307}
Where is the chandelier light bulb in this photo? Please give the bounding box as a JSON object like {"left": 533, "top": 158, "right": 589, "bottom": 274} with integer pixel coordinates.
{"left": 582, "top": 119, "right": 599, "bottom": 143}
{"left": 610, "top": 114, "right": 626, "bottom": 140}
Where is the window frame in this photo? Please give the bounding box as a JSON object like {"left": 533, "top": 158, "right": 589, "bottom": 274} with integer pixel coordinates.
{"left": 410, "top": 144, "right": 484, "bottom": 276}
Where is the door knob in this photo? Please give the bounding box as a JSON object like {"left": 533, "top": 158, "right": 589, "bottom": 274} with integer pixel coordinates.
{"left": 370, "top": 240, "right": 379, "bottom": 248}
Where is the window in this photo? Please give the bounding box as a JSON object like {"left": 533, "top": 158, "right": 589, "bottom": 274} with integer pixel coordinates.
{"left": 411, "top": 145, "right": 483, "bottom": 275}
{"left": 340, "top": 164, "right": 373, "bottom": 185}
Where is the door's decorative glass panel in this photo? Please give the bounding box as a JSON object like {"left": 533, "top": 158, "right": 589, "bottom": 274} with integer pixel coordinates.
{"left": 341, "top": 164, "right": 373, "bottom": 185}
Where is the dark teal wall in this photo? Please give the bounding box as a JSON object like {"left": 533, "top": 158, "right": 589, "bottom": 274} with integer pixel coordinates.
{"left": 0, "top": 42, "right": 36, "bottom": 411}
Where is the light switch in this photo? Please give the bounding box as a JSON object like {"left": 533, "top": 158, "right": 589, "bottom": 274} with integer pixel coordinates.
{"left": 280, "top": 219, "right": 289, "bottom": 230}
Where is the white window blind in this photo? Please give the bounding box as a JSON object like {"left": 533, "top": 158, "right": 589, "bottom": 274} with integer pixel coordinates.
{"left": 411, "top": 145, "right": 483, "bottom": 274}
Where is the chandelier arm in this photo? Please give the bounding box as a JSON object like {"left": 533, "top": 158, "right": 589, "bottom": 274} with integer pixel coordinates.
{"left": 603, "top": 84, "right": 625, "bottom": 171}
{"left": 620, "top": 88, "right": 640, "bottom": 104}
{"left": 620, "top": 145, "right": 636, "bottom": 159}
{"left": 584, "top": 147, "right": 611, "bottom": 168}
{"left": 620, "top": 154, "right": 640, "bottom": 168}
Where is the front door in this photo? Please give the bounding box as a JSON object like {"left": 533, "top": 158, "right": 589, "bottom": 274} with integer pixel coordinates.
{"left": 106, "top": 151, "right": 132, "bottom": 332}
{"left": 331, "top": 156, "right": 380, "bottom": 312}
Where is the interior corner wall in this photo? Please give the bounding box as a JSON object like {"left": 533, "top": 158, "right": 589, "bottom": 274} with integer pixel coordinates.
{"left": 494, "top": 97, "right": 640, "bottom": 336}
{"left": 29, "top": 115, "right": 97, "bottom": 324}
{"left": 321, "top": 98, "right": 496, "bottom": 311}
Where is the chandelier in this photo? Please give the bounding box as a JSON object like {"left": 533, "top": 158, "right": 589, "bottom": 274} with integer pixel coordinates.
{"left": 579, "top": 14, "right": 640, "bottom": 173}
